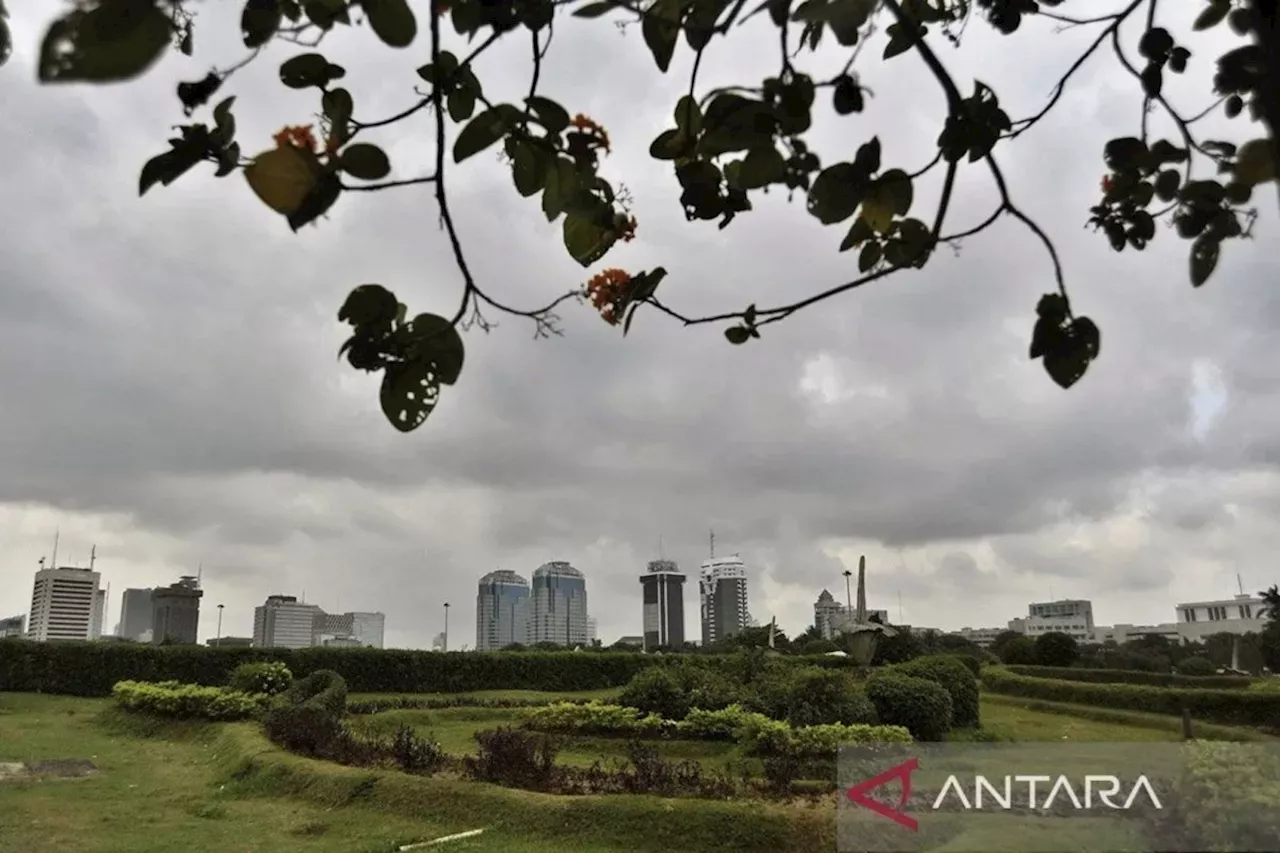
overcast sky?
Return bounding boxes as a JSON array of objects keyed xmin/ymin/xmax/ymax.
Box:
[{"xmin": 2, "ymin": 4, "xmax": 1276, "ymax": 649}]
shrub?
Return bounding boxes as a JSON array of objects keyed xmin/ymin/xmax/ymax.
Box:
[
  {"xmin": 262, "ymin": 669, "xmax": 349, "ymax": 756},
  {"xmin": 945, "ymin": 652, "xmax": 983, "ymax": 677},
  {"xmin": 1168, "ymin": 741, "xmax": 1280, "ymax": 850},
  {"xmin": 228, "ymin": 661, "xmax": 293, "ymax": 695},
  {"xmin": 981, "ymin": 667, "xmax": 1280, "ymax": 727},
  {"xmin": 1034, "ymin": 632, "xmax": 1080, "ymax": 667},
  {"xmin": 1000, "ymin": 636, "xmax": 1038, "ymax": 665},
  {"xmin": 747, "ymin": 665, "xmax": 878, "ymax": 727},
  {"xmin": 525, "ymin": 700, "xmax": 674, "ymax": 737},
  {"xmin": 892, "ymin": 654, "xmax": 981, "ymax": 728},
  {"xmin": 284, "ymin": 669, "xmax": 349, "ymax": 715},
  {"xmin": 112, "ymin": 679, "xmax": 268, "ymax": 721},
  {"xmin": 464, "ymin": 727, "xmax": 560, "ymax": 789},
  {"xmin": 678, "ymin": 704, "xmax": 756, "ymax": 740},
  {"xmin": 1177, "ymin": 656, "xmax": 1219, "ymax": 677},
  {"xmin": 865, "ymin": 672, "xmax": 953, "ymax": 741},
  {"xmin": 617, "ymin": 667, "xmax": 693, "ymax": 720},
  {"xmin": 390, "ymin": 724, "xmax": 445, "ymax": 774},
  {"xmin": 1006, "ymin": 664, "xmax": 1253, "ymax": 690}
]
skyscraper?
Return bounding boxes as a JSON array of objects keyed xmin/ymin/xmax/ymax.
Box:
[
  {"xmin": 27, "ymin": 566, "xmax": 101, "ymax": 642},
  {"xmin": 475, "ymin": 570, "xmax": 530, "ymax": 651},
  {"xmin": 699, "ymin": 555, "xmax": 749, "ymax": 646},
  {"xmin": 530, "ymin": 562, "xmax": 588, "ymax": 646},
  {"xmin": 119, "ymin": 588, "xmax": 154, "ymax": 641},
  {"xmin": 314, "ymin": 611, "xmax": 386, "ymax": 648},
  {"xmin": 640, "ymin": 559, "xmax": 685, "ymax": 649},
  {"xmin": 151, "ymin": 576, "xmax": 203, "ymax": 644},
  {"xmin": 252, "ymin": 595, "xmax": 322, "ymax": 648}
]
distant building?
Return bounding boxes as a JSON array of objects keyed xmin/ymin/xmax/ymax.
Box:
[
  {"xmin": 207, "ymin": 636, "xmax": 252, "ymax": 647},
  {"xmin": 432, "ymin": 631, "xmax": 447, "ymax": 651},
  {"xmin": 954, "ymin": 626, "xmax": 1007, "ymax": 648},
  {"xmin": 1175, "ymin": 594, "xmax": 1270, "ymax": 642},
  {"xmin": 118, "ymin": 588, "xmax": 154, "ymax": 641},
  {"xmin": 151, "ymin": 576, "xmax": 203, "ymax": 644},
  {"xmin": 699, "ymin": 556, "xmax": 749, "ymax": 646},
  {"xmin": 475, "ymin": 570, "xmax": 531, "ymax": 651},
  {"xmin": 814, "ymin": 589, "xmax": 888, "ymax": 639},
  {"xmin": 314, "ymin": 611, "xmax": 385, "ymax": 648},
  {"xmin": 323, "ymin": 636, "xmax": 363, "ymax": 648},
  {"xmin": 28, "ymin": 566, "xmax": 102, "ymax": 642},
  {"xmin": 1092, "ymin": 623, "xmax": 1181, "ymax": 645},
  {"xmin": 641, "ymin": 559, "xmax": 685, "ymax": 649},
  {"xmin": 91, "ymin": 588, "xmax": 106, "ymax": 640},
  {"xmin": 1020, "ymin": 599, "xmax": 1095, "ymax": 642},
  {"xmin": 0, "ymin": 614, "xmax": 25, "ymax": 638},
  {"xmin": 587, "ymin": 616, "xmax": 598, "ymax": 646},
  {"xmin": 614, "ymin": 635, "xmax": 644, "ymax": 648},
  {"xmin": 252, "ymin": 595, "xmax": 322, "ymax": 649},
  {"xmin": 530, "ymin": 562, "xmax": 589, "ymax": 646}
]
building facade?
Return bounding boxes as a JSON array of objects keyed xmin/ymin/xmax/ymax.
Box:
[
  {"xmin": 1174, "ymin": 594, "xmax": 1270, "ymax": 642},
  {"xmin": 640, "ymin": 559, "xmax": 685, "ymax": 649},
  {"xmin": 151, "ymin": 576, "xmax": 203, "ymax": 644},
  {"xmin": 118, "ymin": 588, "xmax": 154, "ymax": 641},
  {"xmin": 699, "ymin": 556, "xmax": 749, "ymax": 646},
  {"xmin": 475, "ymin": 570, "xmax": 531, "ymax": 651},
  {"xmin": 27, "ymin": 566, "xmax": 102, "ymax": 642},
  {"xmin": 252, "ymin": 595, "xmax": 322, "ymax": 648},
  {"xmin": 814, "ymin": 589, "xmax": 889, "ymax": 639},
  {"xmin": 0, "ymin": 614, "xmax": 25, "ymax": 638},
  {"xmin": 530, "ymin": 562, "xmax": 589, "ymax": 646},
  {"xmin": 1020, "ymin": 599, "xmax": 1095, "ymax": 641},
  {"xmin": 314, "ymin": 611, "xmax": 385, "ymax": 648}
]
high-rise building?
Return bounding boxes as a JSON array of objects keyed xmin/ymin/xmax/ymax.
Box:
[
  {"xmin": 119, "ymin": 588, "xmax": 154, "ymax": 641},
  {"xmin": 0, "ymin": 614, "xmax": 25, "ymax": 638},
  {"xmin": 27, "ymin": 566, "xmax": 102, "ymax": 642},
  {"xmin": 640, "ymin": 559, "xmax": 685, "ymax": 649},
  {"xmin": 475, "ymin": 570, "xmax": 530, "ymax": 651},
  {"xmin": 814, "ymin": 589, "xmax": 888, "ymax": 639},
  {"xmin": 252, "ymin": 595, "xmax": 322, "ymax": 648},
  {"xmin": 314, "ymin": 611, "xmax": 385, "ymax": 648},
  {"xmin": 91, "ymin": 588, "xmax": 106, "ymax": 640},
  {"xmin": 151, "ymin": 576, "xmax": 203, "ymax": 644},
  {"xmin": 530, "ymin": 562, "xmax": 588, "ymax": 646},
  {"xmin": 699, "ymin": 556, "xmax": 749, "ymax": 646}
]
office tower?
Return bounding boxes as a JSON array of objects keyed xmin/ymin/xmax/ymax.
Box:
[
  {"xmin": 699, "ymin": 555, "xmax": 749, "ymax": 646},
  {"xmin": 91, "ymin": 588, "xmax": 106, "ymax": 639},
  {"xmin": 27, "ymin": 566, "xmax": 102, "ymax": 642},
  {"xmin": 530, "ymin": 562, "xmax": 588, "ymax": 646},
  {"xmin": 0, "ymin": 614, "xmax": 26, "ymax": 638},
  {"xmin": 640, "ymin": 559, "xmax": 686, "ymax": 649},
  {"xmin": 151, "ymin": 576, "xmax": 203, "ymax": 644},
  {"xmin": 314, "ymin": 611, "xmax": 386, "ymax": 648},
  {"xmin": 119, "ymin": 588, "xmax": 154, "ymax": 641},
  {"xmin": 475, "ymin": 570, "xmax": 531, "ymax": 651},
  {"xmin": 252, "ymin": 595, "xmax": 323, "ymax": 648}
]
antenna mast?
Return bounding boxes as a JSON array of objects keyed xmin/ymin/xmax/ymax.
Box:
[
  {"xmin": 1238, "ymin": 573, "xmax": 1245, "ymax": 596},
  {"xmin": 89, "ymin": 545, "xmax": 97, "ymax": 571},
  {"xmin": 709, "ymin": 529, "xmax": 715, "ymax": 559},
  {"xmin": 51, "ymin": 529, "xmax": 60, "ymax": 569}
]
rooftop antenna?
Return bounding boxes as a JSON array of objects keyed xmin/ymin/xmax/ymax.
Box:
[
  {"xmin": 1238, "ymin": 572, "xmax": 1245, "ymax": 596},
  {"xmin": 709, "ymin": 529, "xmax": 715, "ymax": 559},
  {"xmin": 197, "ymin": 562, "xmax": 203, "ymax": 588},
  {"xmin": 51, "ymin": 529, "xmax": 60, "ymax": 569},
  {"xmin": 89, "ymin": 545, "xmax": 97, "ymax": 571}
]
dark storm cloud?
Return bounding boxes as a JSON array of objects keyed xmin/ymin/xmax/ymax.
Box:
[{"xmin": 2, "ymin": 6, "xmax": 1278, "ymax": 643}]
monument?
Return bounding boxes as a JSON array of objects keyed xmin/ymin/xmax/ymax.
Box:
[{"xmin": 838, "ymin": 555, "xmax": 896, "ymax": 666}]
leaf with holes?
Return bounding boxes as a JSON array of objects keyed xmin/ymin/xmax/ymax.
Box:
[
  {"xmin": 279, "ymin": 52, "xmax": 334, "ymax": 88},
  {"xmin": 380, "ymin": 362, "xmax": 440, "ymax": 433},
  {"xmin": 1041, "ymin": 316, "xmax": 1101, "ymax": 390},
  {"xmin": 1189, "ymin": 234, "xmax": 1220, "ymax": 287},
  {"xmin": 404, "ymin": 313, "xmax": 464, "ymax": 385}
]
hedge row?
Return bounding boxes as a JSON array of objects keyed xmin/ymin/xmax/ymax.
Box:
[
  {"xmin": 111, "ymin": 680, "xmax": 268, "ymax": 720},
  {"xmin": 982, "ymin": 667, "xmax": 1280, "ymax": 728},
  {"xmin": 0, "ymin": 639, "xmax": 862, "ymax": 697},
  {"xmin": 1005, "ymin": 664, "xmax": 1254, "ymax": 690}
]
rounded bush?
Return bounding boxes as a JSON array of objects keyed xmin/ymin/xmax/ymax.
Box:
[
  {"xmin": 1177, "ymin": 656, "xmax": 1218, "ymax": 677},
  {"xmin": 1033, "ymin": 631, "xmax": 1080, "ymax": 667},
  {"xmin": 228, "ymin": 661, "xmax": 293, "ymax": 696},
  {"xmin": 865, "ymin": 672, "xmax": 953, "ymax": 741},
  {"xmin": 618, "ymin": 667, "xmax": 692, "ymax": 720},
  {"xmin": 893, "ymin": 654, "xmax": 981, "ymax": 728},
  {"xmin": 749, "ymin": 665, "xmax": 878, "ymax": 726}
]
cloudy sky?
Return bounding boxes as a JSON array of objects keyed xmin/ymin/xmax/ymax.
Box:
[{"xmin": 2, "ymin": 3, "xmax": 1276, "ymax": 649}]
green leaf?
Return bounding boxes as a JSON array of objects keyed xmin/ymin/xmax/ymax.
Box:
[
  {"xmin": 725, "ymin": 326, "xmax": 751, "ymax": 345},
  {"xmin": 573, "ymin": 0, "xmax": 622, "ymax": 17},
  {"xmin": 737, "ymin": 146, "xmax": 786, "ymax": 190},
  {"xmin": 806, "ymin": 163, "xmax": 865, "ymax": 225},
  {"xmin": 303, "ymin": 0, "xmax": 349, "ymax": 30},
  {"xmin": 241, "ymin": 0, "xmax": 282, "ymax": 48},
  {"xmin": 860, "ymin": 196, "xmax": 893, "ymax": 234},
  {"xmin": 674, "ymin": 95, "xmax": 702, "ymax": 135},
  {"xmin": 563, "ymin": 213, "xmax": 618, "ymax": 268},
  {"xmin": 833, "ymin": 76, "xmax": 863, "ymax": 115},
  {"xmin": 453, "ymin": 107, "xmax": 510, "ymax": 163},
  {"xmin": 853, "ymin": 137, "xmax": 880, "ymax": 174},
  {"xmin": 279, "ymin": 52, "xmax": 333, "ymax": 88},
  {"xmin": 525, "ymin": 96, "xmax": 570, "ymax": 133},
  {"xmin": 507, "ymin": 138, "xmax": 548, "ymax": 197},
  {"xmin": 362, "ymin": 0, "xmax": 417, "ymax": 48},
  {"xmin": 1189, "ymin": 235, "xmax": 1220, "ymax": 287},
  {"xmin": 1192, "ymin": 0, "xmax": 1229, "ymax": 30},
  {"xmin": 876, "ymin": 169, "xmax": 913, "ymax": 215},
  {"xmin": 39, "ymin": 0, "xmax": 174, "ymax": 84},
  {"xmin": 882, "ymin": 22, "xmax": 914, "ymax": 59},
  {"xmin": 287, "ymin": 173, "xmax": 342, "ymax": 231},
  {"xmin": 138, "ymin": 147, "xmax": 204, "ymax": 196},
  {"xmin": 1041, "ymin": 316, "xmax": 1101, "ymax": 390},
  {"xmin": 323, "ymin": 88, "xmax": 353, "ymax": 124},
  {"xmin": 338, "ymin": 283, "xmax": 398, "ymax": 326},
  {"xmin": 641, "ymin": 0, "xmax": 681, "ymax": 73},
  {"xmin": 212, "ymin": 96, "xmax": 237, "ymax": 146},
  {"xmin": 1140, "ymin": 62, "xmax": 1163, "ymax": 99},
  {"xmin": 380, "ymin": 361, "xmax": 440, "ymax": 433},
  {"xmin": 339, "ymin": 143, "xmax": 391, "ymax": 180},
  {"xmin": 541, "ymin": 158, "xmax": 579, "ymax": 221},
  {"xmin": 1103, "ymin": 137, "xmax": 1148, "ymax": 173},
  {"xmin": 448, "ymin": 88, "xmax": 477, "ymax": 122},
  {"xmin": 1154, "ymin": 169, "xmax": 1180, "ymax": 202},
  {"xmin": 649, "ymin": 129, "xmax": 685, "ymax": 160},
  {"xmin": 826, "ymin": 0, "xmax": 874, "ymax": 45},
  {"xmin": 838, "ymin": 217, "xmax": 873, "ymax": 251},
  {"xmin": 858, "ymin": 241, "xmax": 881, "ymax": 273},
  {"xmin": 699, "ymin": 94, "xmax": 777, "ymax": 158},
  {"xmin": 404, "ymin": 313, "xmax": 465, "ymax": 385},
  {"xmin": 1234, "ymin": 139, "xmax": 1276, "ymax": 186}
]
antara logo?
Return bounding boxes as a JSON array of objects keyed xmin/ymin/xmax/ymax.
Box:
[{"xmin": 846, "ymin": 758, "xmax": 1163, "ymax": 831}]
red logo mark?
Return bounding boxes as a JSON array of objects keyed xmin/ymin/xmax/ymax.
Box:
[{"xmin": 846, "ymin": 757, "xmax": 920, "ymax": 831}]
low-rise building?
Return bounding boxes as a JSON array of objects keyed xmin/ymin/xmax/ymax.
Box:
[{"xmin": 1174, "ymin": 594, "xmax": 1270, "ymax": 642}]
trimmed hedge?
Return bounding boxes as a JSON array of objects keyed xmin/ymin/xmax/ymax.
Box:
[
  {"xmin": 112, "ymin": 679, "xmax": 268, "ymax": 720},
  {"xmin": 0, "ymin": 639, "xmax": 864, "ymax": 697},
  {"xmin": 262, "ymin": 669, "xmax": 350, "ymax": 755},
  {"xmin": 865, "ymin": 672, "xmax": 953, "ymax": 741},
  {"xmin": 228, "ymin": 661, "xmax": 293, "ymax": 695},
  {"xmin": 1169, "ymin": 741, "xmax": 1280, "ymax": 849},
  {"xmin": 1005, "ymin": 664, "xmax": 1254, "ymax": 690},
  {"xmin": 982, "ymin": 667, "xmax": 1280, "ymax": 728},
  {"xmin": 891, "ymin": 654, "xmax": 980, "ymax": 728}
]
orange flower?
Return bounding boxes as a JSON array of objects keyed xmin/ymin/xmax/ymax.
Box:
[
  {"xmin": 433, "ymin": 0, "xmax": 449, "ymax": 15},
  {"xmin": 1101, "ymin": 174, "xmax": 1114, "ymax": 193},
  {"xmin": 617, "ymin": 215, "xmax": 638, "ymax": 243},
  {"xmin": 273, "ymin": 125, "xmax": 319, "ymax": 154},
  {"xmin": 585, "ymin": 267, "xmax": 632, "ymax": 326},
  {"xmin": 568, "ymin": 113, "xmax": 611, "ymax": 155}
]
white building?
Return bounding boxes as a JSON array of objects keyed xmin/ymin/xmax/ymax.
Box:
[
  {"xmin": 1018, "ymin": 599, "xmax": 1095, "ymax": 642},
  {"xmin": 530, "ymin": 562, "xmax": 589, "ymax": 646},
  {"xmin": 700, "ymin": 556, "xmax": 750, "ymax": 645},
  {"xmin": 954, "ymin": 626, "xmax": 1007, "ymax": 648},
  {"xmin": 1091, "ymin": 623, "xmax": 1182, "ymax": 644},
  {"xmin": 27, "ymin": 566, "xmax": 102, "ymax": 642},
  {"xmin": 0, "ymin": 614, "xmax": 26, "ymax": 638},
  {"xmin": 315, "ymin": 610, "xmax": 385, "ymax": 648},
  {"xmin": 252, "ymin": 595, "xmax": 323, "ymax": 648},
  {"xmin": 1174, "ymin": 594, "xmax": 1270, "ymax": 642}
]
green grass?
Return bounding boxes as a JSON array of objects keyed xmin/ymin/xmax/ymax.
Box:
[
  {"xmin": 981, "ymin": 693, "xmax": 1278, "ymax": 741},
  {"xmin": 348, "ymin": 688, "xmax": 624, "ymax": 704}
]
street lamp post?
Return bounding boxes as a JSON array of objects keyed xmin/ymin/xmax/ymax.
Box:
[
  {"xmin": 843, "ymin": 570, "xmax": 853, "ymax": 611},
  {"xmin": 216, "ymin": 604, "xmax": 224, "ymax": 645},
  {"xmin": 443, "ymin": 602, "xmax": 450, "ymax": 653}
]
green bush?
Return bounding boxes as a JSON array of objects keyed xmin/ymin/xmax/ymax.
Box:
[
  {"xmin": 262, "ymin": 669, "xmax": 349, "ymax": 755},
  {"xmin": 944, "ymin": 653, "xmax": 983, "ymax": 677},
  {"xmin": 112, "ymin": 679, "xmax": 267, "ymax": 720},
  {"xmin": 865, "ymin": 672, "xmax": 953, "ymax": 741},
  {"xmin": 617, "ymin": 667, "xmax": 694, "ymax": 720},
  {"xmin": 747, "ymin": 665, "xmax": 878, "ymax": 727},
  {"xmin": 892, "ymin": 654, "xmax": 980, "ymax": 728},
  {"xmin": 1033, "ymin": 632, "xmax": 1079, "ymax": 667},
  {"xmin": 525, "ymin": 701, "xmax": 675, "ymax": 737},
  {"xmin": 1176, "ymin": 656, "xmax": 1219, "ymax": 677},
  {"xmin": 228, "ymin": 661, "xmax": 293, "ymax": 695},
  {"xmin": 1171, "ymin": 741, "xmax": 1280, "ymax": 850},
  {"xmin": 999, "ymin": 636, "xmax": 1037, "ymax": 665},
  {"xmin": 982, "ymin": 667, "xmax": 1280, "ymax": 727},
  {"xmin": 1005, "ymin": 664, "xmax": 1253, "ymax": 690}
]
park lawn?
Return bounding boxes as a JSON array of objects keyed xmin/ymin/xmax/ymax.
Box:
[
  {"xmin": 0, "ymin": 693, "xmax": 634, "ymax": 853},
  {"xmin": 981, "ymin": 692, "xmax": 1278, "ymax": 741},
  {"xmin": 977, "ymin": 696, "xmax": 1181, "ymax": 742},
  {"xmin": 348, "ymin": 687, "xmax": 624, "ymax": 704}
]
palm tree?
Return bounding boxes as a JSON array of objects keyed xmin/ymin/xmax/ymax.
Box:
[{"xmin": 1259, "ymin": 585, "xmax": 1280, "ymax": 623}]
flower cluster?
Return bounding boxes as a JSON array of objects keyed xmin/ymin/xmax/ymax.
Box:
[
  {"xmin": 585, "ymin": 267, "xmax": 632, "ymax": 326},
  {"xmin": 273, "ymin": 124, "xmax": 319, "ymax": 153},
  {"xmin": 616, "ymin": 214, "xmax": 638, "ymax": 243},
  {"xmin": 569, "ymin": 113, "xmax": 611, "ymax": 154},
  {"xmin": 1101, "ymin": 174, "xmax": 1115, "ymax": 194}
]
